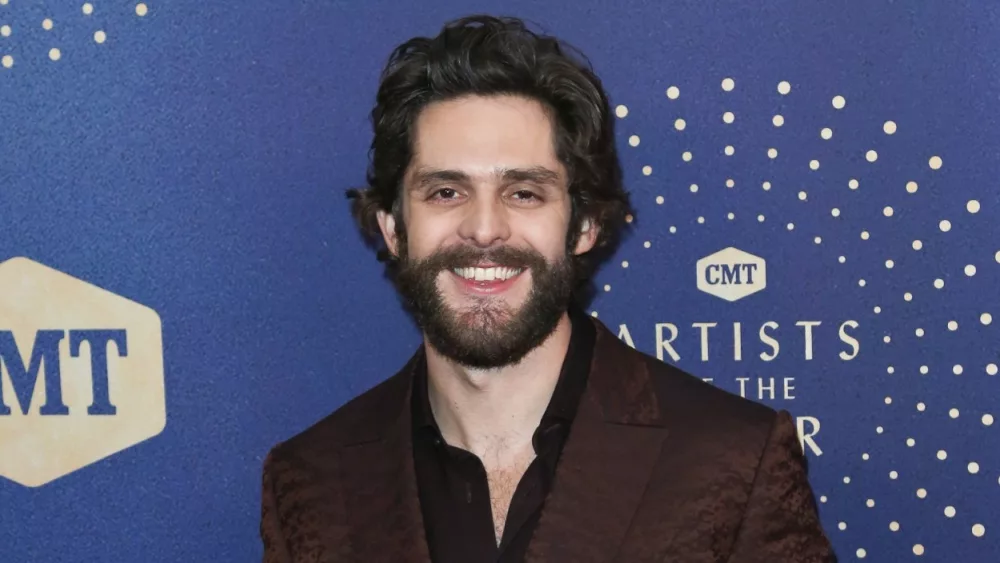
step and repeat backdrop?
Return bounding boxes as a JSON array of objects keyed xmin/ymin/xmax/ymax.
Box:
[{"xmin": 1, "ymin": 0, "xmax": 998, "ymax": 561}]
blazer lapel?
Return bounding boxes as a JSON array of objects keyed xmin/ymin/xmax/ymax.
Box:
[
  {"xmin": 339, "ymin": 349, "xmax": 432, "ymax": 563},
  {"xmin": 526, "ymin": 319, "xmax": 669, "ymax": 563}
]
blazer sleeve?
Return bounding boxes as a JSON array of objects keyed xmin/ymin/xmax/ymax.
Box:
[
  {"xmin": 727, "ymin": 410, "xmax": 838, "ymax": 563},
  {"xmin": 261, "ymin": 447, "xmax": 293, "ymax": 563}
]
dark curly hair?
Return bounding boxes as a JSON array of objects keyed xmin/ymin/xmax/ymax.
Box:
[{"xmin": 347, "ymin": 14, "xmax": 633, "ymax": 305}]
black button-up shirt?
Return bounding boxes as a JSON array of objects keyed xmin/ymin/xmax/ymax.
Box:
[{"xmin": 411, "ymin": 307, "xmax": 596, "ymax": 563}]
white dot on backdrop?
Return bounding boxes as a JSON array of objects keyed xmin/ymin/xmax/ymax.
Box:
[
  {"xmin": 983, "ymin": 414, "xmax": 994, "ymax": 426},
  {"xmin": 136, "ymin": 3, "xmax": 149, "ymax": 17},
  {"xmin": 724, "ymin": 179, "xmax": 735, "ymax": 188},
  {"xmin": 83, "ymin": 3, "xmax": 94, "ymax": 15},
  {"xmin": 929, "ymin": 155, "xmax": 943, "ymax": 170},
  {"xmin": 1, "ymin": 55, "xmax": 12, "ymax": 68},
  {"xmin": 762, "ymin": 181, "xmax": 772, "ymax": 191},
  {"xmin": 669, "ymin": 226, "xmax": 677, "ymax": 234},
  {"xmin": 832, "ymin": 95, "xmax": 846, "ymax": 109},
  {"xmin": 907, "ymin": 438, "xmax": 916, "ymax": 447},
  {"xmin": 965, "ymin": 264, "xmax": 977, "ymax": 276},
  {"xmin": 840, "ymin": 256, "xmax": 847, "ymax": 264},
  {"xmin": 950, "ymin": 408, "xmax": 960, "ymax": 418},
  {"xmin": 953, "ymin": 364, "xmax": 963, "ymax": 375},
  {"xmin": 722, "ymin": 77, "xmax": 735, "ymax": 91},
  {"xmin": 863, "ymin": 452, "xmax": 871, "ymax": 459},
  {"xmin": 948, "ymin": 320, "xmax": 958, "ymax": 331},
  {"xmin": 973, "ymin": 524, "xmax": 986, "ymax": 538},
  {"xmin": 937, "ymin": 450, "xmax": 947, "ymax": 460},
  {"xmin": 799, "ymin": 191, "xmax": 808, "ymax": 201},
  {"xmin": 995, "ymin": 250, "xmax": 1000, "ymax": 263},
  {"xmin": 913, "ymin": 240, "xmax": 923, "ymax": 250},
  {"xmin": 815, "ymin": 236, "xmax": 822, "ymax": 244},
  {"xmin": 603, "ymin": 284, "xmax": 611, "ymax": 292},
  {"xmin": 615, "ymin": 105, "xmax": 629, "ymax": 118},
  {"xmin": 920, "ymin": 365, "xmax": 929, "ymax": 374},
  {"xmin": 934, "ymin": 278, "xmax": 944, "ymax": 289},
  {"xmin": 884, "ymin": 396, "xmax": 892, "ymax": 404},
  {"xmin": 758, "ymin": 214, "xmax": 765, "ymax": 223},
  {"xmin": 890, "ymin": 522, "xmax": 900, "ymax": 532},
  {"xmin": 821, "ymin": 495, "xmax": 828, "ymax": 503},
  {"xmin": 655, "ymin": 195, "xmax": 664, "ymax": 205},
  {"xmin": 884, "ymin": 206, "xmax": 894, "ymax": 217},
  {"xmin": 821, "ymin": 128, "xmax": 833, "ymax": 140},
  {"xmin": 886, "ymin": 260, "xmax": 895, "ymax": 269},
  {"xmin": 1, "ymin": 24, "xmax": 10, "ymax": 37},
  {"xmin": 810, "ymin": 160, "xmax": 820, "ymax": 170},
  {"xmin": 969, "ymin": 462, "xmax": 980, "ymax": 474},
  {"xmin": 856, "ymin": 548, "xmax": 866, "ymax": 558},
  {"xmin": 844, "ymin": 476, "xmax": 852, "ymax": 484},
  {"xmin": 591, "ymin": 311, "xmax": 599, "ymax": 318},
  {"xmin": 621, "ymin": 261, "xmax": 629, "ymax": 269},
  {"xmin": 642, "ymin": 165, "xmax": 652, "ymax": 176},
  {"xmin": 690, "ymin": 183, "xmax": 699, "ymax": 193},
  {"xmin": 907, "ymin": 181, "xmax": 919, "ymax": 193},
  {"xmin": 674, "ymin": 118, "xmax": 686, "ymax": 131},
  {"xmin": 889, "ymin": 470, "xmax": 898, "ymax": 479},
  {"xmin": 980, "ymin": 313, "xmax": 991, "ymax": 328},
  {"xmin": 917, "ymin": 402, "xmax": 925, "ymax": 411},
  {"xmin": 945, "ymin": 506, "xmax": 956, "ymax": 518},
  {"xmin": 988, "ymin": 363, "xmax": 998, "ymax": 375},
  {"xmin": 682, "ymin": 151, "xmax": 692, "ymax": 161},
  {"xmin": 838, "ymin": 522, "xmax": 847, "ymax": 531},
  {"xmin": 48, "ymin": 48, "xmax": 61, "ymax": 61},
  {"xmin": 967, "ymin": 200, "xmax": 981, "ymax": 213},
  {"xmin": 904, "ymin": 292, "xmax": 913, "ymax": 301},
  {"xmin": 768, "ymin": 148, "xmax": 778, "ymax": 159},
  {"xmin": 940, "ymin": 220, "xmax": 952, "ymax": 232},
  {"xmin": 916, "ymin": 487, "xmax": 926, "ymax": 498},
  {"xmin": 849, "ymin": 178, "xmax": 859, "ymax": 189},
  {"xmin": 94, "ymin": 30, "xmax": 106, "ymax": 43},
  {"xmin": 643, "ymin": 241, "xmax": 651, "ymax": 248},
  {"xmin": 725, "ymin": 145, "xmax": 735, "ymax": 156},
  {"xmin": 866, "ymin": 499, "xmax": 875, "ymax": 508},
  {"xmin": 42, "ymin": 18, "xmax": 53, "ymax": 31},
  {"xmin": 778, "ymin": 81, "xmax": 791, "ymax": 94},
  {"xmin": 884, "ymin": 121, "xmax": 898, "ymax": 134},
  {"xmin": 831, "ymin": 208, "xmax": 842, "ymax": 218},
  {"xmin": 773, "ymin": 115, "xmax": 784, "ymax": 127},
  {"xmin": 861, "ymin": 231, "xmax": 870, "ymax": 240},
  {"xmin": 697, "ymin": 216, "xmax": 705, "ymax": 224},
  {"xmin": 723, "ymin": 111, "xmax": 735, "ymax": 124},
  {"xmin": 877, "ymin": 426, "xmax": 884, "ymax": 434},
  {"xmin": 913, "ymin": 544, "xmax": 924, "ymax": 556},
  {"xmin": 860, "ymin": 279, "xmax": 868, "ymax": 287},
  {"xmin": 629, "ymin": 135, "xmax": 640, "ymax": 147},
  {"xmin": 787, "ymin": 223, "xmax": 795, "ymax": 231},
  {"xmin": 874, "ymin": 305, "xmax": 882, "ymax": 313},
  {"xmin": 666, "ymin": 86, "xmax": 680, "ymax": 99},
  {"xmin": 866, "ymin": 150, "xmax": 878, "ymax": 162},
  {"xmin": 727, "ymin": 212, "xmax": 735, "ymax": 220}
]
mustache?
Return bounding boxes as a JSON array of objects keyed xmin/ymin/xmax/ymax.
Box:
[{"xmin": 406, "ymin": 245, "xmax": 548, "ymax": 271}]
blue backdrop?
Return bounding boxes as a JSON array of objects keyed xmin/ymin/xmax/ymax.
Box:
[{"xmin": 2, "ymin": 0, "xmax": 998, "ymax": 561}]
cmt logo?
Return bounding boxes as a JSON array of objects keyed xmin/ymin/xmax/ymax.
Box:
[
  {"xmin": 0, "ymin": 257, "xmax": 165, "ymax": 487},
  {"xmin": 696, "ymin": 247, "xmax": 767, "ymax": 302}
]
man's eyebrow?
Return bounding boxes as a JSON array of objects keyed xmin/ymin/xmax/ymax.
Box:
[{"xmin": 408, "ymin": 166, "xmax": 564, "ymax": 192}]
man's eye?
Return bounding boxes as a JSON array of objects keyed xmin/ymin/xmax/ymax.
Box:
[
  {"xmin": 512, "ymin": 190, "xmax": 539, "ymax": 201},
  {"xmin": 431, "ymin": 188, "xmax": 459, "ymax": 200}
]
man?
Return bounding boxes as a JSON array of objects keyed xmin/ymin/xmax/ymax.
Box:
[{"xmin": 260, "ymin": 14, "xmax": 837, "ymax": 563}]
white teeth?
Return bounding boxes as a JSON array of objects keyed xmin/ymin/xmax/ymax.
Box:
[{"xmin": 452, "ymin": 267, "xmax": 523, "ymax": 281}]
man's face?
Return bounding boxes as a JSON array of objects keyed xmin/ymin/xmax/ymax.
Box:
[{"xmin": 377, "ymin": 95, "xmax": 597, "ymax": 369}]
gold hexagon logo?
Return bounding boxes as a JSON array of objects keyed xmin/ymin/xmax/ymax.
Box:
[
  {"xmin": 0, "ymin": 257, "xmax": 165, "ymax": 487},
  {"xmin": 696, "ymin": 247, "xmax": 767, "ymax": 302}
]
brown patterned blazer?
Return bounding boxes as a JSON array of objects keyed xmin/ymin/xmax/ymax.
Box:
[{"xmin": 260, "ymin": 317, "xmax": 838, "ymax": 562}]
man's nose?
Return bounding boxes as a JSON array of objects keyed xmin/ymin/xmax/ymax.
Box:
[{"xmin": 457, "ymin": 195, "xmax": 512, "ymax": 247}]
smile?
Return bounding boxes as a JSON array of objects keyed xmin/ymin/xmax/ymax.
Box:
[{"xmin": 450, "ymin": 266, "xmax": 523, "ymax": 281}]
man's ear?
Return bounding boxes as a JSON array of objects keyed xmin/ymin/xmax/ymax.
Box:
[
  {"xmin": 376, "ymin": 209, "xmax": 400, "ymax": 258},
  {"xmin": 573, "ymin": 217, "xmax": 599, "ymax": 255}
]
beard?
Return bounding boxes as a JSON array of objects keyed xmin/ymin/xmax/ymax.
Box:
[{"xmin": 393, "ymin": 241, "xmax": 577, "ymax": 369}]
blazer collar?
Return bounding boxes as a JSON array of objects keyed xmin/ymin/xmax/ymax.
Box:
[{"xmin": 339, "ymin": 315, "xmax": 668, "ymax": 562}]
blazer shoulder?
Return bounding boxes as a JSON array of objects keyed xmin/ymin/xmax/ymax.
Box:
[{"xmin": 269, "ymin": 357, "xmax": 416, "ymax": 462}]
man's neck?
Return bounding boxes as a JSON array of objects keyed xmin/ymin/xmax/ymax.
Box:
[{"xmin": 423, "ymin": 312, "xmax": 573, "ymax": 464}]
